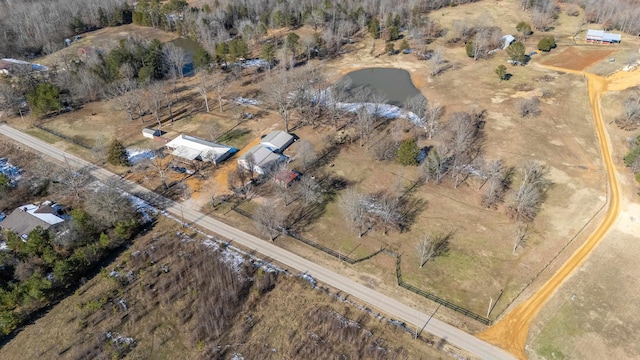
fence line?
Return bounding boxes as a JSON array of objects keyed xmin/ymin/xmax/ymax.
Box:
[
  {"xmin": 233, "ymin": 203, "xmax": 491, "ymax": 325},
  {"xmin": 35, "ymin": 124, "xmax": 92, "ymax": 150},
  {"xmin": 232, "ymin": 205, "xmax": 385, "ymax": 265},
  {"xmin": 394, "ymin": 254, "xmax": 493, "ymax": 326}
]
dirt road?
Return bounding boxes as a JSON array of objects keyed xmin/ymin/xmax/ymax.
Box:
[
  {"xmin": 479, "ymin": 68, "xmax": 640, "ymax": 359},
  {"xmin": 0, "ymin": 124, "xmax": 515, "ymax": 360}
]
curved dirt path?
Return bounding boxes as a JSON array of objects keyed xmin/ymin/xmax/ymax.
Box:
[{"xmin": 479, "ymin": 68, "xmax": 640, "ymax": 358}]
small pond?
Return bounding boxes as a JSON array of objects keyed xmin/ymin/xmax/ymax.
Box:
[{"xmin": 341, "ymin": 68, "xmax": 423, "ymax": 107}]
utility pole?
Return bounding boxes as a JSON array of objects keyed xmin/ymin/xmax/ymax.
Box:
[{"xmin": 487, "ymin": 297, "xmax": 493, "ymax": 318}]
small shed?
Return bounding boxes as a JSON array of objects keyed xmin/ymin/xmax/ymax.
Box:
[
  {"xmin": 501, "ymin": 35, "xmax": 516, "ymax": 49},
  {"xmin": 260, "ymin": 130, "xmax": 296, "ymax": 153},
  {"xmin": 274, "ymin": 169, "xmax": 300, "ymax": 188},
  {"xmin": 142, "ymin": 128, "xmax": 162, "ymax": 139}
]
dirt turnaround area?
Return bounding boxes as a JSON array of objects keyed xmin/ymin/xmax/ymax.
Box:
[{"xmin": 540, "ymin": 46, "xmax": 618, "ymax": 72}]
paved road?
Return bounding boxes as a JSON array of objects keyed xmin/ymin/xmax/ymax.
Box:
[{"xmin": 0, "ymin": 124, "xmax": 515, "ymax": 360}]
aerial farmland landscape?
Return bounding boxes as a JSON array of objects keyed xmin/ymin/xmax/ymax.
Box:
[{"xmin": 1, "ymin": 0, "xmax": 640, "ymax": 359}]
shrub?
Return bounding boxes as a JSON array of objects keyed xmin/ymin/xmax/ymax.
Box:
[
  {"xmin": 624, "ymin": 146, "xmax": 640, "ymax": 167},
  {"xmin": 518, "ymin": 98, "xmax": 541, "ymax": 117},
  {"xmin": 495, "ymin": 65, "xmax": 508, "ymax": 81},
  {"xmin": 516, "ymin": 21, "xmax": 533, "ymax": 36},
  {"xmin": 538, "ymin": 37, "xmax": 556, "ymax": 52}
]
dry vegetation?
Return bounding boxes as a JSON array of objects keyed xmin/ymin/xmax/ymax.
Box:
[{"xmin": 0, "ymin": 217, "xmax": 452, "ymax": 360}]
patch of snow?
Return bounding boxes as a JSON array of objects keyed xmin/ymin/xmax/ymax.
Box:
[
  {"xmin": 0, "ymin": 158, "xmax": 21, "ymax": 182},
  {"xmin": 105, "ymin": 332, "xmax": 136, "ymax": 347},
  {"xmin": 231, "ymin": 353, "xmax": 245, "ymax": 360},
  {"xmin": 234, "ymin": 97, "xmax": 260, "ymax": 105},
  {"xmin": 237, "ymin": 58, "xmax": 270, "ymax": 68},
  {"xmin": 301, "ymin": 273, "xmax": 317, "ymax": 287},
  {"xmin": 0, "ymin": 241, "xmax": 8, "ymax": 251},
  {"xmin": 127, "ymin": 148, "xmax": 156, "ymax": 165},
  {"xmin": 316, "ymin": 88, "xmax": 422, "ymax": 125}
]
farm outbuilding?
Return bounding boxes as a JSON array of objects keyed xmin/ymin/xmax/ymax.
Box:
[
  {"xmin": 586, "ymin": 29, "xmax": 621, "ymax": 44},
  {"xmin": 142, "ymin": 128, "xmax": 162, "ymax": 138},
  {"xmin": 260, "ymin": 130, "xmax": 296, "ymax": 153},
  {"xmin": 274, "ymin": 169, "xmax": 300, "ymax": 188},
  {"xmin": 165, "ymin": 134, "xmax": 236, "ymax": 164},
  {"xmin": 501, "ymin": 35, "xmax": 516, "ymax": 49}
]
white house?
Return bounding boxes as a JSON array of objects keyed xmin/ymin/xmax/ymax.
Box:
[
  {"xmin": 260, "ymin": 130, "xmax": 296, "ymax": 153},
  {"xmin": 238, "ymin": 144, "xmax": 288, "ymax": 175},
  {"xmin": 165, "ymin": 134, "xmax": 235, "ymax": 164},
  {"xmin": 0, "ymin": 201, "xmax": 65, "ymax": 239}
]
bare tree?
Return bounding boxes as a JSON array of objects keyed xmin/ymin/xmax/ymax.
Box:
[
  {"xmin": 57, "ymin": 156, "xmax": 91, "ymax": 203},
  {"xmin": 150, "ymin": 155, "xmax": 173, "ymax": 190},
  {"xmin": 253, "ymin": 199, "xmax": 286, "ymax": 241},
  {"xmin": 145, "ymin": 82, "xmax": 165, "ymax": 128},
  {"xmin": 195, "ymin": 69, "xmax": 212, "ymax": 113},
  {"xmin": 339, "ymin": 187, "xmax": 371, "ymax": 238},
  {"xmin": 163, "ymin": 43, "xmax": 187, "ymax": 79},
  {"xmin": 428, "ymin": 46, "xmax": 446, "ymax": 76},
  {"xmin": 405, "ymin": 94, "xmax": 427, "ymax": 122},
  {"xmin": 295, "ymin": 175, "xmax": 322, "ymax": 205},
  {"xmin": 513, "ymin": 222, "xmax": 528, "ymax": 253},
  {"xmin": 355, "ymin": 105, "xmax": 375, "ymax": 146},
  {"xmin": 110, "ymin": 78, "xmax": 141, "ymax": 122},
  {"xmin": 295, "ymin": 140, "xmax": 317, "ymax": 171},
  {"xmin": 419, "ymin": 145, "xmax": 450, "ymax": 183},
  {"xmin": 326, "ymin": 77, "xmax": 352, "ymax": 129},
  {"xmin": 416, "ymin": 231, "xmax": 450, "ymax": 267},
  {"xmin": 507, "ymin": 161, "xmax": 551, "ymax": 223},
  {"xmin": 212, "ymin": 71, "xmax": 230, "ymax": 112},
  {"xmin": 264, "ymin": 70, "xmax": 295, "ymax": 132},
  {"xmin": 480, "ymin": 159, "xmax": 512, "ymax": 208},
  {"xmin": 84, "ymin": 185, "xmax": 136, "ymax": 228},
  {"xmin": 375, "ymin": 192, "xmax": 404, "ymax": 235},
  {"xmin": 416, "ymin": 231, "xmax": 436, "ymax": 268},
  {"xmin": 424, "ymin": 103, "xmax": 444, "ymax": 139},
  {"xmin": 623, "ymin": 87, "xmax": 640, "ymax": 123}
]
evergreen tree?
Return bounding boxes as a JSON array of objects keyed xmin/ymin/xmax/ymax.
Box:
[
  {"xmin": 397, "ymin": 138, "xmax": 420, "ymax": 166},
  {"xmin": 107, "ymin": 138, "xmax": 130, "ymax": 167},
  {"xmin": 496, "ymin": 65, "xmax": 508, "ymax": 81},
  {"xmin": 26, "ymin": 82, "xmax": 62, "ymax": 118}
]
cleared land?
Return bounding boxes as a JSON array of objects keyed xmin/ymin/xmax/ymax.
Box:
[{"xmin": 540, "ymin": 47, "xmax": 618, "ymax": 72}]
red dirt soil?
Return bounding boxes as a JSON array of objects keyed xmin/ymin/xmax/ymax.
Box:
[{"xmin": 540, "ymin": 46, "xmax": 618, "ymax": 72}]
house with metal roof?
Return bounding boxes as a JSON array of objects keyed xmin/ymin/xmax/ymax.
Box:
[
  {"xmin": 260, "ymin": 130, "xmax": 296, "ymax": 153},
  {"xmin": 165, "ymin": 134, "xmax": 236, "ymax": 164},
  {"xmin": 238, "ymin": 144, "xmax": 288, "ymax": 175},
  {"xmin": 0, "ymin": 202, "xmax": 65, "ymax": 239},
  {"xmin": 586, "ymin": 29, "xmax": 621, "ymax": 44}
]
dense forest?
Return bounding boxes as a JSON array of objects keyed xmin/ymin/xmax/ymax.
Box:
[{"xmin": 2, "ymin": 0, "xmax": 638, "ymax": 60}]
